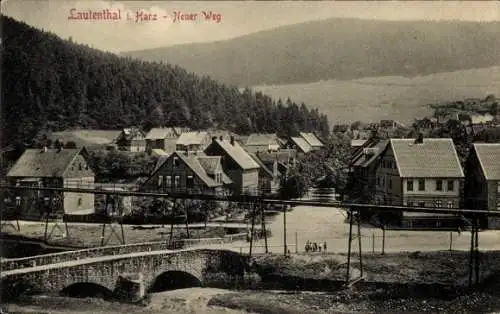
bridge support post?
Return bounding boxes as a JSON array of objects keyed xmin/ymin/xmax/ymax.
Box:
[
  {"xmin": 283, "ymin": 203, "xmax": 287, "ymax": 256},
  {"xmin": 169, "ymin": 198, "xmax": 176, "ymax": 247},
  {"xmin": 249, "ymin": 202, "xmax": 257, "ymax": 257},
  {"xmin": 101, "ymin": 194, "xmax": 125, "ymax": 246},
  {"xmin": 44, "ymin": 192, "xmax": 67, "ymax": 243},
  {"xmin": 345, "ymin": 208, "xmax": 364, "ymax": 286},
  {"xmin": 468, "ymin": 215, "xmax": 481, "ymax": 287},
  {"xmin": 182, "ymin": 199, "xmax": 190, "ymax": 239},
  {"xmin": 260, "ymin": 201, "xmax": 268, "ymax": 254}
]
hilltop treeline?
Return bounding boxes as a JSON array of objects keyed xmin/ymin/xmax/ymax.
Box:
[{"xmin": 1, "ymin": 16, "xmax": 329, "ymax": 149}]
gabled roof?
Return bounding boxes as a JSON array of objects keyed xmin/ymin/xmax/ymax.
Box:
[
  {"xmin": 300, "ymin": 132, "xmax": 324, "ymax": 147},
  {"xmin": 197, "ymin": 156, "xmax": 222, "ymax": 175},
  {"xmin": 151, "ymin": 149, "xmax": 168, "ymax": 156},
  {"xmin": 473, "ymin": 143, "xmax": 500, "ymax": 181},
  {"xmin": 390, "ymin": 138, "xmax": 464, "ymax": 178},
  {"xmin": 175, "ymin": 153, "xmax": 221, "ymax": 187},
  {"xmin": 290, "ymin": 137, "xmax": 312, "ymax": 153},
  {"xmin": 246, "ymin": 133, "xmax": 280, "ymax": 146},
  {"xmin": 248, "ymin": 153, "xmax": 275, "ymax": 179},
  {"xmin": 119, "ymin": 128, "xmax": 145, "ymax": 141},
  {"xmin": 145, "ymin": 127, "xmax": 189, "ymax": 140},
  {"xmin": 177, "ymin": 131, "xmax": 209, "ymax": 146},
  {"xmin": 197, "ymin": 156, "xmax": 232, "ymax": 184},
  {"xmin": 7, "ymin": 148, "xmax": 90, "ymax": 178},
  {"xmin": 351, "ymin": 139, "xmax": 368, "ymax": 147},
  {"xmin": 209, "ymin": 139, "xmax": 260, "ymax": 170},
  {"xmin": 352, "ymin": 140, "xmax": 389, "ymax": 168}
]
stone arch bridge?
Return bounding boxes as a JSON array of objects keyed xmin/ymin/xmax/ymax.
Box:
[{"xmin": 1, "ymin": 248, "xmax": 250, "ymax": 299}]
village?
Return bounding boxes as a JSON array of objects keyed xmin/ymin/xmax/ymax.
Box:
[{"xmin": 2, "ymin": 94, "xmax": 500, "ymax": 232}]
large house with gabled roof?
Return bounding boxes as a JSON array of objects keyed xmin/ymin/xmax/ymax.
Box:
[
  {"xmin": 142, "ymin": 151, "xmax": 231, "ymax": 195},
  {"xmin": 204, "ymin": 136, "xmax": 260, "ymax": 195},
  {"xmin": 5, "ymin": 147, "xmax": 95, "ymax": 218},
  {"xmin": 176, "ymin": 131, "xmax": 210, "ymax": 153},
  {"xmin": 465, "ymin": 143, "xmax": 500, "ymax": 228},
  {"xmin": 374, "ymin": 138, "xmax": 464, "ymax": 208}
]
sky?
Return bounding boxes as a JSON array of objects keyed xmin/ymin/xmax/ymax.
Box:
[{"xmin": 2, "ymin": 1, "xmax": 499, "ymax": 53}]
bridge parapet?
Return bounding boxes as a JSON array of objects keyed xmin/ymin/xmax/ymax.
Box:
[{"xmin": 1, "ymin": 233, "xmax": 248, "ymax": 271}]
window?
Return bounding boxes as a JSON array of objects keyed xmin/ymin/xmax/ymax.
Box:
[
  {"xmin": 435, "ymin": 200, "xmax": 442, "ymax": 208},
  {"xmin": 408, "ymin": 201, "xmax": 414, "ymax": 207},
  {"xmin": 388, "ymin": 178, "xmax": 392, "ymax": 190},
  {"xmin": 418, "ymin": 201, "xmax": 425, "ymax": 207},
  {"xmin": 158, "ymin": 175, "xmax": 163, "ymax": 187},
  {"xmin": 407, "ymin": 179, "xmax": 414, "ymax": 191},
  {"xmin": 173, "ymin": 157, "xmax": 179, "ymax": 167},
  {"xmin": 447, "ymin": 180, "xmax": 454, "ymax": 191},
  {"xmin": 186, "ymin": 175, "xmax": 194, "ymax": 188},
  {"xmin": 15, "ymin": 196, "xmax": 21, "ymax": 206},
  {"xmin": 418, "ymin": 179, "xmax": 425, "ymax": 191},
  {"xmin": 174, "ymin": 176, "xmax": 180, "ymax": 187},
  {"xmin": 436, "ymin": 180, "xmax": 443, "ymax": 191},
  {"xmin": 165, "ymin": 176, "xmax": 172, "ymax": 187},
  {"xmin": 77, "ymin": 198, "xmax": 82, "ymax": 206},
  {"xmin": 78, "ymin": 163, "xmax": 82, "ymax": 171},
  {"xmin": 447, "ymin": 201, "xmax": 454, "ymax": 208}
]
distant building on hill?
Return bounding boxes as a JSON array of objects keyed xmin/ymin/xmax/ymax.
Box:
[
  {"xmin": 115, "ymin": 127, "xmax": 146, "ymax": 152},
  {"xmin": 145, "ymin": 127, "xmax": 190, "ymax": 154}
]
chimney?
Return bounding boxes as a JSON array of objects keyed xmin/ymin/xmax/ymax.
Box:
[
  {"xmin": 230, "ymin": 136, "xmax": 235, "ymax": 145},
  {"xmin": 212, "ymin": 136, "xmax": 217, "ymax": 142},
  {"xmin": 415, "ymin": 132, "xmax": 424, "ymax": 144},
  {"xmin": 219, "ymin": 136, "xmax": 223, "ymax": 141}
]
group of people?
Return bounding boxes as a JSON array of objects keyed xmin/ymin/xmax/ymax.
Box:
[{"xmin": 305, "ymin": 240, "xmax": 327, "ymax": 253}]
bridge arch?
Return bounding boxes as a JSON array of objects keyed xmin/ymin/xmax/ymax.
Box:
[
  {"xmin": 148, "ymin": 270, "xmax": 202, "ymax": 292},
  {"xmin": 60, "ymin": 282, "xmax": 115, "ymax": 300}
]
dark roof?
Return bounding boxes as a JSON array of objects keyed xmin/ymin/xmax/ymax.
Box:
[
  {"xmin": 7, "ymin": 148, "xmax": 89, "ymax": 178},
  {"xmin": 210, "ymin": 139, "xmax": 260, "ymax": 170},
  {"xmin": 290, "ymin": 137, "xmax": 312, "ymax": 153},
  {"xmin": 352, "ymin": 140, "xmax": 389, "ymax": 168},
  {"xmin": 248, "ymin": 153, "xmax": 275, "ymax": 179},
  {"xmin": 197, "ymin": 156, "xmax": 222, "ymax": 175},
  {"xmin": 176, "ymin": 153, "xmax": 222, "ymax": 187},
  {"xmin": 390, "ymin": 139, "xmax": 464, "ymax": 178},
  {"xmin": 473, "ymin": 143, "xmax": 500, "ymax": 180}
]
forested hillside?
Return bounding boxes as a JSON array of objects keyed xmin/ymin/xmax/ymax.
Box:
[
  {"xmin": 1, "ymin": 16, "xmax": 329, "ymax": 149},
  {"xmin": 122, "ymin": 18, "xmax": 500, "ymax": 86}
]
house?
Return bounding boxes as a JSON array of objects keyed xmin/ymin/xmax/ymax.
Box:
[
  {"xmin": 204, "ymin": 137, "xmax": 260, "ymax": 195},
  {"xmin": 143, "ymin": 151, "xmax": 232, "ymax": 195},
  {"xmin": 249, "ymin": 153, "xmax": 281, "ymax": 195},
  {"xmin": 176, "ymin": 131, "xmax": 210, "ymax": 153},
  {"xmin": 115, "ymin": 128, "xmax": 146, "ymax": 152},
  {"xmin": 244, "ymin": 133, "xmax": 282, "ymax": 153},
  {"xmin": 299, "ymin": 132, "xmax": 325, "ymax": 150},
  {"xmin": 145, "ymin": 127, "xmax": 190, "ymax": 154},
  {"xmin": 465, "ymin": 143, "xmax": 500, "ymax": 228},
  {"xmin": 289, "ymin": 137, "xmax": 313, "ymax": 154},
  {"xmin": 374, "ymin": 137, "xmax": 464, "ymax": 209},
  {"xmin": 350, "ymin": 139, "xmax": 368, "ymax": 155},
  {"xmin": 5, "ymin": 147, "xmax": 95, "ymax": 218},
  {"xmin": 255, "ymin": 150, "xmax": 296, "ymax": 174},
  {"xmin": 350, "ymin": 139, "xmax": 389, "ymax": 201}
]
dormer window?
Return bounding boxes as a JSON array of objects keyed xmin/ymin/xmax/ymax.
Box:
[{"xmin": 173, "ymin": 157, "xmax": 179, "ymax": 167}]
